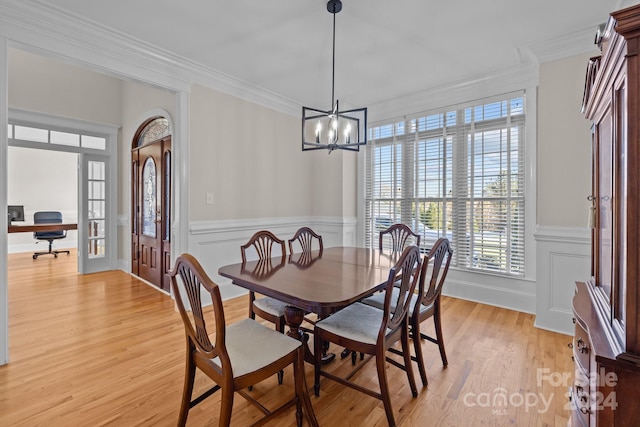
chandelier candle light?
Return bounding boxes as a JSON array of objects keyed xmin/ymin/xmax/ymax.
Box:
[{"xmin": 302, "ymin": 0, "xmax": 367, "ymax": 153}]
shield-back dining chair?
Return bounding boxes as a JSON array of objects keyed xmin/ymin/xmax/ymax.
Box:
[
  {"xmin": 170, "ymin": 253, "xmax": 318, "ymax": 427},
  {"xmin": 313, "ymin": 245, "xmax": 422, "ymax": 427},
  {"xmin": 342, "ymin": 222, "xmax": 422, "ymax": 363},
  {"xmin": 241, "ymin": 230, "xmax": 289, "ymax": 383},
  {"xmin": 241, "ymin": 230, "xmax": 288, "ymax": 334},
  {"xmin": 362, "ymin": 237, "xmax": 453, "ymax": 387},
  {"xmin": 379, "ymin": 223, "xmax": 421, "ymax": 252},
  {"xmin": 288, "ymin": 227, "xmax": 324, "ymax": 328}
]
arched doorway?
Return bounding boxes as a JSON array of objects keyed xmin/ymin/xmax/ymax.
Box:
[{"xmin": 131, "ymin": 117, "xmax": 172, "ymax": 291}]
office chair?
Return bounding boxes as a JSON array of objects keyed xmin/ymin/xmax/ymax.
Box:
[{"xmin": 33, "ymin": 211, "xmax": 70, "ymax": 259}]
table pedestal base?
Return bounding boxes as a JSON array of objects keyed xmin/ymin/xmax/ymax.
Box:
[{"xmin": 284, "ymin": 305, "xmax": 335, "ymax": 364}]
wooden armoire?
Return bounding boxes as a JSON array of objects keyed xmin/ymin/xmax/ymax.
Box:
[{"xmin": 573, "ymin": 4, "xmax": 640, "ymax": 426}]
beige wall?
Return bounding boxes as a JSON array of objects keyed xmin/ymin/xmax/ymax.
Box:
[
  {"xmin": 537, "ymin": 53, "xmax": 594, "ymax": 227},
  {"xmin": 8, "ymin": 49, "xmax": 121, "ymax": 125},
  {"xmin": 189, "ymin": 84, "xmax": 346, "ymax": 221},
  {"xmin": 7, "ymin": 147, "xmax": 78, "ymax": 248}
]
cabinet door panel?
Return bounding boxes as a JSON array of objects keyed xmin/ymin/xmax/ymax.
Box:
[{"xmin": 596, "ymin": 110, "xmax": 613, "ymax": 302}]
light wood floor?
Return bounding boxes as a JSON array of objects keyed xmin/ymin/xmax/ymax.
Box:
[{"xmin": 2, "ymin": 250, "xmax": 573, "ymax": 426}]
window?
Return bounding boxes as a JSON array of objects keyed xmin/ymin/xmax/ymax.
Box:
[
  {"xmin": 365, "ymin": 92, "xmax": 526, "ymax": 276},
  {"xmin": 8, "ymin": 123, "xmax": 107, "ymax": 150}
]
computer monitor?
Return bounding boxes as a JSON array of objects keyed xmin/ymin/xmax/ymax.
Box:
[{"xmin": 8, "ymin": 205, "xmax": 25, "ymax": 225}]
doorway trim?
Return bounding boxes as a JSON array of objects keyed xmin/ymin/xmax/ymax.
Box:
[
  {"xmin": 0, "ymin": 23, "xmax": 191, "ymax": 366},
  {"xmin": 7, "ymin": 107, "xmax": 119, "ymax": 273},
  {"xmin": 130, "ymin": 114, "xmax": 173, "ymax": 291}
]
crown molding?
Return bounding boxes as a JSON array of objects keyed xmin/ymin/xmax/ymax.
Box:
[
  {"xmin": 528, "ymin": 25, "xmax": 602, "ymax": 63},
  {"xmin": 367, "ymin": 61, "xmax": 539, "ymax": 123}
]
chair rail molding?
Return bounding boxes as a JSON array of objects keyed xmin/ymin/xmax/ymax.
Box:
[
  {"xmin": 534, "ymin": 225, "xmax": 591, "ymax": 335},
  {"xmin": 189, "ymin": 216, "xmax": 357, "ymax": 300}
]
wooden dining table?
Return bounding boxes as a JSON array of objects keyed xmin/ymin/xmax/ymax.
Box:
[{"xmin": 218, "ymin": 246, "xmax": 400, "ymax": 363}]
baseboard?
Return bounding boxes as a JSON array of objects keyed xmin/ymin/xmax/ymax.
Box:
[{"xmin": 8, "ymin": 241, "xmax": 77, "ymax": 254}]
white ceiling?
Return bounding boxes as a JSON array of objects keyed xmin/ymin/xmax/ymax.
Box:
[{"xmin": 33, "ymin": 0, "xmax": 623, "ymax": 112}]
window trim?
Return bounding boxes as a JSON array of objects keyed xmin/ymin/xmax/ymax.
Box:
[{"xmin": 8, "ymin": 108, "xmax": 115, "ymax": 155}]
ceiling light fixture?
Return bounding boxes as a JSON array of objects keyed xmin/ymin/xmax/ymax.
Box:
[{"xmin": 302, "ymin": 0, "xmax": 367, "ymax": 153}]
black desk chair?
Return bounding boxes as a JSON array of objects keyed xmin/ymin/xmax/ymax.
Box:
[{"xmin": 33, "ymin": 211, "xmax": 70, "ymax": 259}]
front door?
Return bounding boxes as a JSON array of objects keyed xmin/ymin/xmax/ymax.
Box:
[{"xmin": 131, "ymin": 117, "xmax": 172, "ymax": 291}]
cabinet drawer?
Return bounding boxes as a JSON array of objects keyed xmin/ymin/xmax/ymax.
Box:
[{"xmin": 573, "ymin": 322, "xmax": 590, "ymax": 371}]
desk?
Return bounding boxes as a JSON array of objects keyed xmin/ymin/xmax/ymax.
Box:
[
  {"xmin": 8, "ymin": 223, "xmax": 78, "ymax": 233},
  {"xmin": 218, "ymin": 247, "xmax": 398, "ymax": 362}
]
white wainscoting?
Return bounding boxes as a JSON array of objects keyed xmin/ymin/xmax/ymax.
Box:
[
  {"xmin": 160, "ymin": 218, "xmax": 589, "ymax": 337},
  {"xmin": 188, "ymin": 216, "xmax": 357, "ymax": 300},
  {"xmin": 534, "ymin": 226, "xmax": 591, "ymax": 336}
]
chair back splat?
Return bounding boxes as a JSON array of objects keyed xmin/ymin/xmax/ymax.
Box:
[
  {"xmin": 170, "ymin": 254, "xmax": 318, "ymax": 427},
  {"xmin": 421, "ymin": 237, "xmax": 453, "ymax": 308},
  {"xmin": 411, "ymin": 237, "xmax": 453, "ymax": 385},
  {"xmin": 241, "ymin": 230, "xmax": 286, "ymax": 264},
  {"xmin": 173, "ymin": 255, "xmax": 224, "ymax": 359},
  {"xmin": 379, "ymin": 223, "xmax": 420, "ymax": 252},
  {"xmin": 288, "ymin": 227, "xmax": 324, "ymax": 255}
]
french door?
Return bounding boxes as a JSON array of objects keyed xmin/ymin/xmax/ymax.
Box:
[{"xmin": 78, "ymin": 153, "xmax": 113, "ymax": 273}]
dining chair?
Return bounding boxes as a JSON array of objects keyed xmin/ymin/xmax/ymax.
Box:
[
  {"xmin": 169, "ymin": 253, "xmax": 318, "ymax": 427},
  {"xmin": 288, "ymin": 226, "xmax": 323, "ymax": 256},
  {"xmin": 313, "ymin": 245, "xmax": 422, "ymax": 427},
  {"xmin": 340, "ymin": 222, "xmax": 421, "ymax": 363},
  {"xmin": 241, "ymin": 230, "xmax": 289, "ymax": 383},
  {"xmin": 379, "ymin": 223, "xmax": 421, "ymax": 252},
  {"xmin": 288, "ymin": 227, "xmax": 324, "ymax": 328},
  {"xmin": 241, "ymin": 230, "xmax": 288, "ymax": 332},
  {"xmin": 361, "ymin": 238, "xmax": 453, "ymax": 387}
]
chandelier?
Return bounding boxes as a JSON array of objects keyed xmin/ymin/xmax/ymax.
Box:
[{"xmin": 302, "ymin": 0, "xmax": 367, "ymax": 153}]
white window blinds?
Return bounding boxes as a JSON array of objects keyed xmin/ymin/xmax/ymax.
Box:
[{"xmin": 365, "ymin": 92, "xmax": 526, "ymax": 276}]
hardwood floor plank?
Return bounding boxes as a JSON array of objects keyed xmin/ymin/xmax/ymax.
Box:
[{"xmin": 2, "ymin": 250, "xmax": 574, "ymax": 426}]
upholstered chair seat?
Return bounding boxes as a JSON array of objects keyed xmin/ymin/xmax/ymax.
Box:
[
  {"xmin": 252, "ymin": 297, "xmax": 288, "ymax": 318},
  {"xmin": 210, "ymin": 318, "xmax": 299, "ymax": 377},
  {"xmin": 313, "ymin": 302, "xmax": 393, "ymax": 345}
]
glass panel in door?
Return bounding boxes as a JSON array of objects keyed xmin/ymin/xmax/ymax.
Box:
[
  {"xmin": 88, "ymin": 160, "xmax": 106, "ymax": 258},
  {"xmin": 79, "ymin": 154, "xmax": 111, "ymax": 273}
]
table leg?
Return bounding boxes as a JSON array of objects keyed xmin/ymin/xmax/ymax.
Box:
[{"xmin": 284, "ymin": 305, "xmax": 335, "ymax": 364}]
